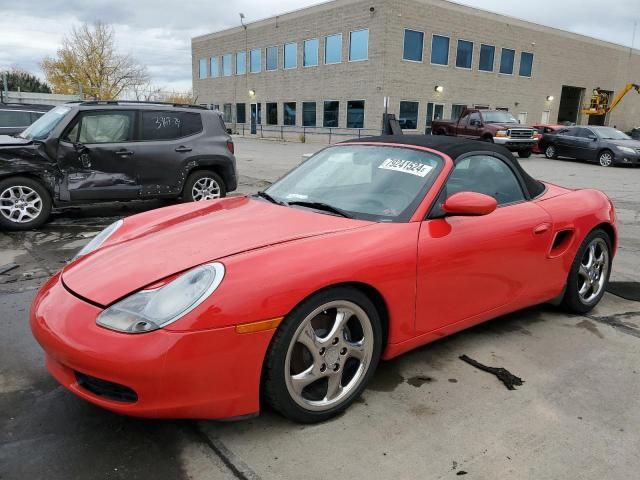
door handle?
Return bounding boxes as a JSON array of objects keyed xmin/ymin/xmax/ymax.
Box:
[
  {"xmin": 175, "ymin": 146, "xmax": 192, "ymax": 153},
  {"xmin": 533, "ymin": 223, "xmax": 551, "ymax": 235},
  {"xmin": 115, "ymin": 149, "xmax": 133, "ymax": 157}
]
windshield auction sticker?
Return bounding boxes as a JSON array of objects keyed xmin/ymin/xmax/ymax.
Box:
[{"xmin": 378, "ymin": 158, "xmax": 433, "ymax": 177}]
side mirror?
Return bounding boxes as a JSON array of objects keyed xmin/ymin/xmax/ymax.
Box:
[{"xmin": 442, "ymin": 192, "xmax": 497, "ymax": 216}]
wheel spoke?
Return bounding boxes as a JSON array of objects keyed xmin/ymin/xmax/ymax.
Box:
[
  {"xmin": 346, "ymin": 341, "xmax": 366, "ymax": 361},
  {"xmin": 325, "ymin": 372, "xmax": 343, "ymax": 401},
  {"xmin": 297, "ymin": 323, "xmax": 321, "ymax": 353},
  {"xmin": 322, "ymin": 308, "xmax": 352, "ymax": 344},
  {"xmin": 290, "ymin": 365, "xmax": 319, "ymax": 395},
  {"xmin": 578, "ymin": 264, "xmax": 589, "ymax": 281},
  {"xmin": 578, "ymin": 278, "xmax": 591, "ymax": 297}
]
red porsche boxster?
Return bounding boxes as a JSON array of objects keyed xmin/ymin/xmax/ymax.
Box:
[{"xmin": 31, "ymin": 136, "xmax": 617, "ymax": 423}]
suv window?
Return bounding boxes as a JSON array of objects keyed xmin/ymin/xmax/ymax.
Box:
[
  {"xmin": 0, "ymin": 110, "xmax": 32, "ymax": 127},
  {"xmin": 140, "ymin": 111, "xmax": 203, "ymax": 141},
  {"xmin": 67, "ymin": 111, "xmax": 135, "ymax": 144},
  {"xmin": 445, "ymin": 155, "xmax": 524, "ymax": 205}
]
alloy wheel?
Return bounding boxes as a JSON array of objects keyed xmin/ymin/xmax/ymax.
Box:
[
  {"xmin": 599, "ymin": 152, "xmax": 613, "ymax": 167},
  {"xmin": 545, "ymin": 145, "xmax": 556, "ymax": 158},
  {"xmin": 577, "ymin": 238, "xmax": 609, "ymax": 304},
  {"xmin": 284, "ymin": 300, "xmax": 374, "ymax": 411},
  {"xmin": 191, "ymin": 177, "xmax": 221, "ymax": 201},
  {"xmin": 0, "ymin": 185, "xmax": 43, "ymax": 224}
]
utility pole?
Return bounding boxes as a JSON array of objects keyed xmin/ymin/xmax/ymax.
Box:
[{"xmin": 1, "ymin": 71, "xmax": 7, "ymax": 104}]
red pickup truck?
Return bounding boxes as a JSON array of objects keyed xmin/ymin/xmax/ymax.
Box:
[{"xmin": 431, "ymin": 109, "xmax": 537, "ymax": 158}]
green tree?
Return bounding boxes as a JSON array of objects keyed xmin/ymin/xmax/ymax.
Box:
[
  {"xmin": 1, "ymin": 68, "xmax": 51, "ymax": 93},
  {"xmin": 41, "ymin": 21, "xmax": 149, "ymax": 100}
]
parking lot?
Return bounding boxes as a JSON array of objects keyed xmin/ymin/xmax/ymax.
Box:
[{"xmin": 1, "ymin": 136, "xmax": 639, "ymax": 480}]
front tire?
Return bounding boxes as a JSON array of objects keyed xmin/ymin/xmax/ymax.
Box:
[
  {"xmin": 518, "ymin": 149, "xmax": 532, "ymax": 159},
  {"xmin": 598, "ymin": 150, "xmax": 614, "ymax": 167},
  {"xmin": 263, "ymin": 287, "xmax": 383, "ymax": 423},
  {"xmin": 0, "ymin": 176, "xmax": 51, "ymax": 230},
  {"xmin": 545, "ymin": 144, "xmax": 558, "ymax": 159},
  {"xmin": 182, "ymin": 170, "xmax": 226, "ymax": 202},
  {"xmin": 561, "ymin": 229, "xmax": 612, "ymax": 314}
]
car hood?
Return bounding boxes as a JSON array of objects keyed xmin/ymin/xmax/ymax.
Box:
[
  {"xmin": 0, "ymin": 135, "xmax": 33, "ymax": 147},
  {"xmin": 605, "ymin": 139, "xmax": 640, "ymax": 148},
  {"xmin": 489, "ymin": 123, "xmax": 533, "ymax": 130},
  {"xmin": 62, "ymin": 196, "xmax": 372, "ymax": 306}
]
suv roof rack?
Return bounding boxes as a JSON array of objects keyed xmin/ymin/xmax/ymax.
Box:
[{"xmin": 74, "ymin": 100, "xmax": 207, "ymax": 110}]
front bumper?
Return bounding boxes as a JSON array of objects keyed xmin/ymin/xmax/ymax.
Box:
[
  {"xmin": 612, "ymin": 150, "xmax": 640, "ymax": 165},
  {"xmin": 30, "ymin": 273, "xmax": 273, "ymax": 419},
  {"xmin": 493, "ymin": 137, "xmax": 537, "ymax": 150}
]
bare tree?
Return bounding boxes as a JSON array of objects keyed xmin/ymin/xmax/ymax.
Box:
[{"xmin": 41, "ymin": 22, "xmax": 149, "ymax": 100}]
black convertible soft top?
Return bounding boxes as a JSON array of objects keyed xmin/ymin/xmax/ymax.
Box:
[{"xmin": 345, "ymin": 135, "xmax": 545, "ymax": 199}]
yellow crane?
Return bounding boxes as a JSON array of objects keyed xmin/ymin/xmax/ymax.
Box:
[{"xmin": 582, "ymin": 83, "xmax": 640, "ymax": 116}]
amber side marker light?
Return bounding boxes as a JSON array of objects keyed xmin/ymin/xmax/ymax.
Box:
[{"xmin": 235, "ymin": 317, "xmax": 284, "ymax": 334}]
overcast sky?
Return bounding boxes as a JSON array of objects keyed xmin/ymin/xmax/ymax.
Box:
[{"xmin": 0, "ymin": 0, "xmax": 638, "ymax": 93}]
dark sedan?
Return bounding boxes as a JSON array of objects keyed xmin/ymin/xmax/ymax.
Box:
[
  {"xmin": 0, "ymin": 103, "xmax": 53, "ymax": 136},
  {"xmin": 541, "ymin": 126, "xmax": 640, "ymax": 167}
]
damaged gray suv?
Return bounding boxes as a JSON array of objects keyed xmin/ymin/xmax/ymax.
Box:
[{"xmin": 0, "ymin": 101, "xmax": 237, "ymax": 230}]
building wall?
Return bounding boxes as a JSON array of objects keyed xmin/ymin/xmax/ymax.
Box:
[{"xmin": 192, "ymin": 0, "xmax": 640, "ymax": 133}]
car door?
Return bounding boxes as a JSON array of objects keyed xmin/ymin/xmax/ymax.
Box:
[
  {"xmin": 575, "ymin": 127, "xmax": 600, "ymax": 161},
  {"xmin": 553, "ymin": 128, "xmax": 576, "ymax": 157},
  {"xmin": 456, "ymin": 111, "xmax": 471, "ymax": 136},
  {"xmin": 465, "ymin": 111, "xmax": 482, "ymax": 138},
  {"xmin": 56, "ymin": 110, "xmax": 141, "ymax": 201},
  {"xmin": 415, "ymin": 153, "xmax": 554, "ymax": 335},
  {"xmin": 130, "ymin": 110, "xmax": 204, "ymax": 196}
]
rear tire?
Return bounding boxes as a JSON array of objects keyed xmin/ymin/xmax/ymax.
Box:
[
  {"xmin": 263, "ymin": 287, "xmax": 383, "ymax": 423},
  {"xmin": 0, "ymin": 176, "xmax": 51, "ymax": 231},
  {"xmin": 518, "ymin": 149, "xmax": 532, "ymax": 159},
  {"xmin": 182, "ymin": 170, "xmax": 226, "ymax": 202},
  {"xmin": 561, "ymin": 228, "xmax": 612, "ymax": 314},
  {"xmin": 545, "ymin": 144, "xmax": 558, "ymax": 159}
]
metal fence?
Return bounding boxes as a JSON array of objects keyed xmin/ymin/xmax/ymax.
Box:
[{"xmin": 233, "ymin": 124, "xmax": 385, "ymax": 144}]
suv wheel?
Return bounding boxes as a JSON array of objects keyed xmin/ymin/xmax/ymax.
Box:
[
  {"xmin": 183, "ymin": 170, "xmax": 226, "ymax": 202},
  {"xmin": 0, "ymin": 177, "xmax": 51, "ymax": 230}
]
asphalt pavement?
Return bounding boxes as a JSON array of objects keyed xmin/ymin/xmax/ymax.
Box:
[{"xmin": 1, "ymin": 136, "xmax": 638, "ymax": 480}]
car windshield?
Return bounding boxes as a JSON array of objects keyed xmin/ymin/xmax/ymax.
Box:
[
  {"xmin": 19, "ymin": 105, "xmax": 71, "ymax": 141},
  {"xmin": 482, "ymin": 111, "xmax": 519, "ymax": 124},
  {"xmin": 593, "ymin": 127, "xmax": 630, "ymax": 140},
  {"xmin": 264, "ymin": 145, "xmax": 443, "ymax": 222}
]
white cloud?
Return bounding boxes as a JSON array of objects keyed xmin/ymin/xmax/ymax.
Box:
[{"xmin": 0, "ymin": 0, "xmax": 638, "ymax": 93}]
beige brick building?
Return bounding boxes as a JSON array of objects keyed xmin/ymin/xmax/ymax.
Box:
[{"xmin": 192, "ymin": 0, "xmax": 640, "ymax": 138}]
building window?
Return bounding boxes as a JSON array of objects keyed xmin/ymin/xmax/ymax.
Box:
[
  {"xmin": 403, "ymin": 29, "xmax": 424, "ymax": 62},
  {"xmin": 499, "ymin": 48, "xmax": 515, "ymax": 74},
  {"xmin": 347, "ymin": 100, "xmax": 365, "ymax": 128},
  {"xmin": 323, "ymin": 101, "xmax": 339, "ymax": 127},
  {"xmin": 284, "ymin": 102, "xmax": 296, "ymax": 125},
  {"xmin": 236, "ymin": 103, "xmax": 246, "ymax": 123},
  {"xmin": 431, "ymin": 35, "xmax": 449, "ymax": 65},
  {"xmin": 425, "ymin": 102, "xmax": 444, "ymax": 133},
  {"xmin": 399, "ymin": 101, "xmax": 419, "ymax": 129},
  {"xmin": 474, "ymin": 104, "xmax": 490, "ymax": 109},
  {"xmin": 478, "ymin": 44, "xmax": 495, "ymax": 72},
  {"xmin": 519, "ymin": 52, "xmax": 534, "ymax": 77},
  {"xmin": 349, "ymin": 29, "xmax": 368, "ymax": 61},
  {"xmin": 451, "ymin": 104, "xmax": 467, "ymax": 120},
  {"xmin": 325, "ymin": 33, "xmax": 342, "ymax": 64},
  {"xmin": 266, "ymin": 102, "xmax": 278, "ymax": 125},
  {"xmin": 236, "ymin": 51, "xmax": 246, "ymax": 75},
  {"xmin": 496, "ymin": 107, "xmax": 509, "ymax": 111},
  {"xmin": 266, "ymin": 46, "xmax": 278, "ymax": 71},
  {"xmin": 210, "ymin": 57, "xmax": 219, "ymax": 78},
  {"xmin": 198, "ymin": 58, "xmax": 207, "ymax": 79},
  {"xmin": 303, "ymin": 102, "xmax": 316, "ymax": 127},
  {"xmin": 456, "ymin": 40, "xmax": 473, "ymax": 69},
  {"xmin": 213, "ymin": 104, "xmax": 220, "ymax": 111},
  {"xmin": 222, "ymin": 53, "xmax": 233, "ymax": 76},
  {"xmin": 304, "ymin": 38, "xmax": 319, "ymax": 67},
  {"xmin": 284, "ymin": 42, "xmax": 297, "ymax": 69},
  {"xmin": 223, "ymin": 104, "xmax": 232, "ymax": 123},
  {"xmin": 250, "ymin": 48, "xmax": 261, "ymax": 73}
]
